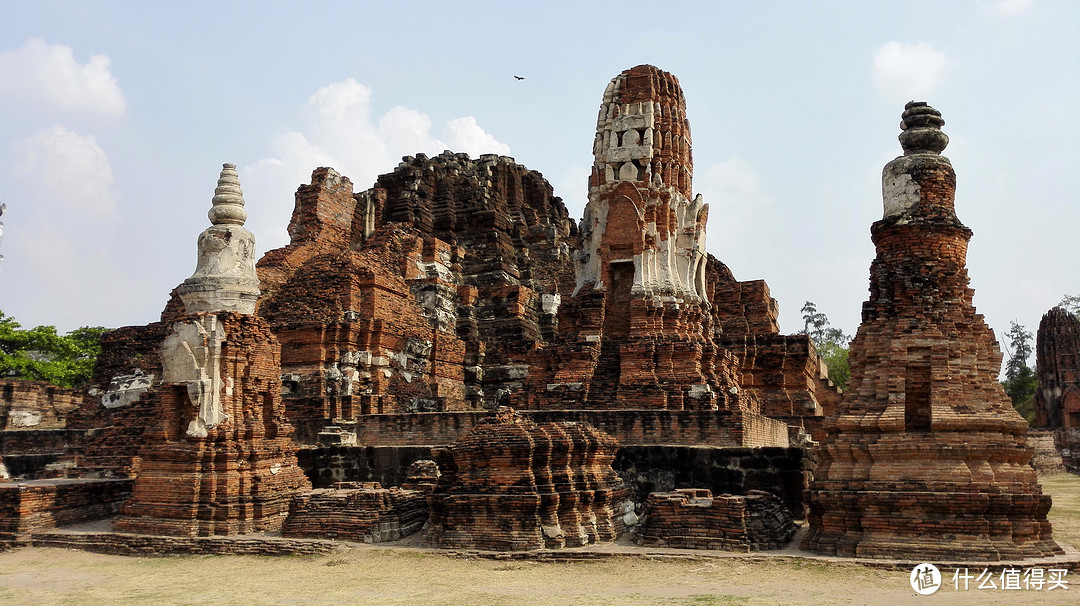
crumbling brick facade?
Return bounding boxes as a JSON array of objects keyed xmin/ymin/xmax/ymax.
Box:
[
  {"xmin": 112, "ymin": 313, "xmax": 311, "ymax": 536},
  {"xmin": 0, "ymin": 381, "xmax": 82, "ymax": 430},
  {"xmin": 632, "ymin": 488, "xmax": 797, "ymax": 551},
  {"xmin": 424, "ymin": 409, "xmax": 632, "ymax": 551},
  {"xmin": 1034, "ymin": 307, "xmax": 1080, "ymax": 429},
  {"xmin": 281, "ymin": 481, "xmax": 427, "ymax": 543},
  {"xmin": 255, "ymin": 154, "xmax": 577, "ymax": 438},
  {"xmin": 804, "ymin": 102, "xmax": 1061, "ymax": 561}
]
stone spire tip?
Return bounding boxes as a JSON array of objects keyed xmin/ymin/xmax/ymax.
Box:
[
  {"xmin": 899, "ymin": 102, "xmax": 948, "ymax": 155},
  {"xmin": 209, "ymin": 163, "xmax": 247, "ymax": 226}
]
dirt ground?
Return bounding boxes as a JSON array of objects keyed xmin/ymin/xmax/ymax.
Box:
[{"xmin": 0, "ymin": 473, "xmax": 1077, "ymax": 606}]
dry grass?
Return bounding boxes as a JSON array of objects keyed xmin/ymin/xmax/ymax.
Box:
[
  {"xmin": 1044, "ymin": 473, "xmax": 1080, "ymax": 550},
  {"xmin": 0, "ymin": 474, "xmax": 1077, "ymax": 606}
]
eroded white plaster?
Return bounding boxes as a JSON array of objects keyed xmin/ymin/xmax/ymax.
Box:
[{"xmin": 161, "ymin": 315, "xmax": 228, "ymax": 438}]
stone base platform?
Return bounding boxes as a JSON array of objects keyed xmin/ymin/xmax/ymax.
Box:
[
  {"xmin": 25, "ymin": 522, "xmax": 1080, "ymax": 572},
  {"xmin": 32, "ymin": 520, "xmax": 339, "ymax": 556}
]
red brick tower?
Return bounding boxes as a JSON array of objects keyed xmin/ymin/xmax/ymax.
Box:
[
  {"xmin": 803, "ymin": 103, "xmax": 1061, "ymax": 560},
  {"xmin": 114, "ymin": 164, "xmax": 310, "ymax": 536},
  {"xmin": 525, "ymin": 65, "xmax": 745, "ymax": 412},
  {"xmin": 1034, "ymin": 307, "xmax": 1080, "ymax": 429}
]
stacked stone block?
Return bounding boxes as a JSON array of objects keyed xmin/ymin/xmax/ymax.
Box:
[
  {"xmin": 804, "ymin": 102, "xmax": 1061, "ymax": 561},
  {"xmin": 633, "ymin": 489, "xmax": 797, "ymax": 551},
  {"xmin": 424, "ymin": 409, "xmax": 632, "ymax": 551},
  {"xmin": 281, "ymin": 481, "xmax": 427, "ymax": 543}
]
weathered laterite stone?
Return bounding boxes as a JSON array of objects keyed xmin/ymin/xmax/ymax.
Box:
[
  {"xmin": 633, "ymin": 488, "xmax": 797, "ymax": 551},
  {"xmin": 803, "ymin": 102, "xmax": 1062, "ymax": 561},
  {"xmin": 424, "ymin": 408, "xmax": 633, "ymax": 551},
  {"xmin": 1035, "ymin": 307, "xmax": 1080, "ymax": 430},
  {"xmin": 281, "ymin": 481, "xmax": 427, "ymax": 543}
]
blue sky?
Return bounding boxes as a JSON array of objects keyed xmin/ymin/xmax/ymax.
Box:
[{"xmin": 0, "ymin": 1, "xmax": 1076, "ymax": 364}]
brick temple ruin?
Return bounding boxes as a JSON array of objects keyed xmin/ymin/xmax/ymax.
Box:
[
  {"xmin": 0, "ymin": 67, "xmax": 1070, "ymax": 562},
  {"xmin": 1034, "ymin": 307, "xmax": 1080, "ymax": 472},
  {"xmin": 803, "ymin": 102, "xmax": 1061, "ymax": 561}
]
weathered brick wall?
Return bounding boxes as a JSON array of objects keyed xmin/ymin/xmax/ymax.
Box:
[
  {"xmin": 0, "ymin": 380, "xmax": 82, "ymax": 430},
  {"xmin": 113, "ymin": 312, "xmax": 311, "ymax": 537},
  {"xmin": 1053, "ymin": 428, "xmax": 1080, "ymax": 473},
  {"xmin": 632, "ymin": 489, "xmax": 797, "ymax": 551},
  {"xmin": 256, "ymin": 155, "xmax": 577, "ymax": 427},
  {"xmin": 66, "ymin": 322, "xmax": 169, "ymax": 477},
  {"xmin": 0, "ymin": 478, "xmax": 132, "ymax": 544},
  {"xmin": 282, "ymin": 482, "xmax": 427, "ymax": 542},
  {"xmin": 345, "ymin": 409, "xmax": 787, "ymax": 449},
  {"xmin": 613, "ymin": 446, "xmax": 811, "ymax": 517},
  {"xmin": 1034, "ymin": 307, "xmax": 1080, "ymax": 429},
  {"xmin": 424, "ymin": 410, "xmax": 631, "ymax": 551},
  {"xmin": 297, "ymin": 445, "xmax": 436, "ymax": 487},
  {"xmin": 0, "ymin": 429, "xmax": 87, "ymax": 479}
]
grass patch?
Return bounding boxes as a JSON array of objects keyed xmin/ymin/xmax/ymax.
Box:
[{"xmin": 1042, "ymin": 472, "xmax": 1080, "ymax": 549}]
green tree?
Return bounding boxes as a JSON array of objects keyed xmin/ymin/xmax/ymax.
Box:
[
  {"xmin": 1059, "ymin": 294, "xmax": 1080, "ymax": 319},
  {"xmin": 1001, "ymin": 320, "xmax": 1037, "ymax": 424},
  {"xmin": 0, "ymin": 310, "xmax": 108, "ymax": 389},
  {"xmin": 800, "ymin": 301, "xmax": 851, "ymax": 390}
]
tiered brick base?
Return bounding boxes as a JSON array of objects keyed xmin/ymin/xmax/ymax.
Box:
[
  {"xmin": 282, "ymin": 481, "xmax": 427, "ymax": 542},
  {"xmin": 633, "ymin": 489, "xmax": 796, "ymax": 551},
  {"xmin": 113, "ymin": 313, "xmax": 310, "ymax": 536},
  {"xmin": 424, "ymin": 409, "xmax": 632, "ymax": 551}
]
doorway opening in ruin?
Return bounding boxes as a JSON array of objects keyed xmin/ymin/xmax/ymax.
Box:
[
  {"xmin": 904, "ymin": 348, "xmax": 932, "ymax": 431},
  {"xmin": 604, "ymin": 261, "xmax": 634, "ymax": 338}
]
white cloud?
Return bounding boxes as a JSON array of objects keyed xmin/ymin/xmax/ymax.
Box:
[
  {"xmin": 992, "ymin": 0, "xmax": 1034, "ymax": 16},
  {"xmin": 444, "ymin": 117, "xmax": 512, "ymax": 158},
  {"xmin": 0, "ymin": 38, "xmax": 126, "ymax": 117},
  {"xmin": 243, "ymin": 78, "xmax": 511, "ymax": 249},
  {"xmin": 6, "ymin": 222, "xmax": 156, "ymax": 331},
  {"xmin": 872, "ymin": 41, "xmax": 949, "ymax": 101},
  {"xmin": 12, "ymin": 124, "xmax": 117, "ymax": 218}
]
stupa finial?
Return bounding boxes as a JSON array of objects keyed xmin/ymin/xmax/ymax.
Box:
[
  {"xmin": 208, "ymin": 163, "xmax": 247, "ymax": 225},
  {"xmin": 898, "ymin": 101, "xmax": 948, "ymax": 155}
]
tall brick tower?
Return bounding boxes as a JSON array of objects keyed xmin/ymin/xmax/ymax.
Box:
[
  {"xmin": 114, "ymin": 164, "xmax": 310, "ymax": 536},
  {"xmin": 1034, "ymin": 307, "xmax": 1080, "ymax": 429},
  {"xmin": 525, "ymin": 65, "xmax": 744, "ymax": 411},
  {"xmin": 803, "ymin": 103, "xmax": 1061, "ymax": 560}
]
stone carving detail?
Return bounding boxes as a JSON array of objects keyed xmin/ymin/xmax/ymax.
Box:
[
  {"xmin": 803, "ymin": 102, "xmax": 1061, "ymax": 560},
  {"xmin": 176, "ymin": 163, "xmax": 260, "ymax": 314}
]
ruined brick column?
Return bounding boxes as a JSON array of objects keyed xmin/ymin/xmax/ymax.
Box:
[
  {"xmin": 530, "ymin": 65, "xmax": 744, "ymax": 411},
  {"xmin": 803, "ymin": 103, "xmax": 1061, "ymax": 560},
  {"xmin": 1034, "ymin": 307, "xmax": 1080, "ymax": 429},
  {"xmin": 113, "ymin": 164, "xmax": 310, "ymax": 536},
  {"xmin": 1034, "ymin": 307, "xmax": 1080, "ymax": 472}
]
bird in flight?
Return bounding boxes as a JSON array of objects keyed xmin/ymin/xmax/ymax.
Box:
[{"xmin": 514, "ymin": 75, "xmax": 524, "ymax": 80}]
